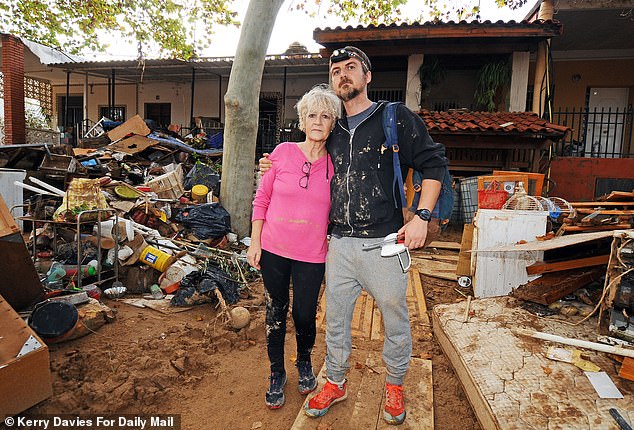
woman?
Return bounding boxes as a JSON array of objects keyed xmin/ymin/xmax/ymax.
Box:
[{"xmin": 247, "ymin": 84, "xmax": 340, "ymax": 409}]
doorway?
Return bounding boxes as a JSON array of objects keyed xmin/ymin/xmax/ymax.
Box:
[
  {"xmin": 144, "ymin": 103, "xmax": 171, "ymax": 129},
  {"xmin": 257, "ymin": 93, "xmax": 282, "ymax": 157},
  {"xmin": 57, "ymin": 95, "xmax": 83, "ymax": 145},
  {"xmin": 585, "ymin": 87, "xmax": 629, "ymax": 158}
]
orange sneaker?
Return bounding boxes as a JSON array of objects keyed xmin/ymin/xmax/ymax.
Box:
[
  {"xmin": 304, "ymin": 379, "xmax": 347, "ymax": 417},
  {"xmin": 384, "ymin": 383, "xmax": 406, "ymax": 425}
]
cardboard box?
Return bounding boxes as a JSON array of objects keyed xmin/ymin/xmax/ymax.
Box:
[
  {"xmin": 107, "ymin": 114, "xmax": 151, "ymax": 142},
  {"xmin": 0, "ymin": 294, "xmax": 53, "ymax": 418}
]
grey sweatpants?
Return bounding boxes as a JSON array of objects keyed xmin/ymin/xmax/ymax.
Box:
[{"xmin": 325, "ymin": 236, "xmax": 412, "ymax": 385}]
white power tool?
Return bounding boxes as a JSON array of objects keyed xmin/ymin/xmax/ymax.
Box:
[{"xmin": 362, "ymin": 232, "xmax": 411, "ymax": 273}]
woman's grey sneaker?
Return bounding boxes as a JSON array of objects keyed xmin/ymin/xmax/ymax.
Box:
[
  {"xmin": 265, "ymin": 371, "xmax": 287, "ymax": 409},
  {"xmin": 297, "ymin": 360, "xmax": 317, "ymax": 394}
]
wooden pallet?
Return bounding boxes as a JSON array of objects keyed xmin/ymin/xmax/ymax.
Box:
[
  {"xmin": 291, "ymin": 353, "xmax": 433, "ymax": 430},
  {"xmin": 316, "ymin": 269, "xmax": 430, "ymax": 340}
]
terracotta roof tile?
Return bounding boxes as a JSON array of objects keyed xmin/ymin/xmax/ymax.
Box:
[{"xmin": 419, "ymin": 110, "xmax": 570, "ymax": 137}]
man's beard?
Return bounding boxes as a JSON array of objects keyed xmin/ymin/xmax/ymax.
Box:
[{"xmin": 337, "ymin": 82, "xmax": 362, "ymax": 102}]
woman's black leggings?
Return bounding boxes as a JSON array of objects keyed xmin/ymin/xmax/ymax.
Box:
[{"xmin": 259, "ymin": 249, "xmax": 324, "ymax": 374}]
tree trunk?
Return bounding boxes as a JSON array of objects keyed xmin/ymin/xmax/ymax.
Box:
[{"xmin": 220, "ymin": 0, "xmax": 285, "ymax": 238}]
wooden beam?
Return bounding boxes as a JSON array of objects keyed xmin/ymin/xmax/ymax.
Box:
[
  {"xmin": 371, "ymin": 305, "xmax": 383, "ymax": 341},
  {"xmin": 525, "ymin": 254, "xmax": 610, "ymax": 275},
  {"xmin": 415, "ymin": 259, "xmax": 458, "ymax": 281},
  {"xmin": 456, "ymin": 224, "xmax": 474, "ymax": 277},
  {"xmin": 413, "ymin": 254, "xmax": 459, "ymax": 262},
  {"xmin": 575, "ymin": 209, "xmax": 634, "ymax": 215},
  {"xmin": 427, "ymin": 241, "xmax": 461, "ymax": 250},
  {"xmin": 350, "ymin": 353, "xmax": 384, "ymax": 429},
  {"xmin": 562, "ymin": 224, "xmax": 632, "ymax": 232},
  {"xmin": 570, "ymin": 201, "xmax": 634, "ymax": 207},
  {"xmin": 410, "ymin": 269, "xmax": 430, "ymax": 326},
  {"xmin": 314, "ymin": 24, "xmax": 561, "ymax": 44},
  {"xmin": 291, "ymin": 362, "xmax": 328, "ymax": 430},
  {"xmin": 603, "ymin": 190, "xmax": 634, "ymax": 201},
  {"xmin": 511, "ymin": 268, "xmax": 604, "ymax": 305}
]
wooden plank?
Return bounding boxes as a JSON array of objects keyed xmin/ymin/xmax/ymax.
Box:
[
  {"xmin": 570, "ymin": 201, "xmax": 634, "ymax": 207},
  {"xmin": 410, "ymin": 269, "xmax": 430, "ymax": 326},
  {"xmin": 427, "ymin": 241, "xmax": 461, "ymax": 250},
  {"xmin": 432, "ymin": 309, "xmax": 499, "ymax": 430},
  {"xmin": 603, "ymin": 190, "xmax": 634, "ymax": 201},
  {"xmin": 525, "ymin": 254, "xmax": 610, "ymax": 275},
  {"xmin": 291, "ymin": 361, "xmax": 328, "ymax": 430},
  {"xmin": 371, "ymin": 305, "xmax": 383, "ymax": 341},
  {"xmin": 576, "ymin": 209, "xmax": 634, "ymax": 215},
  {"xmin": 352, "ymin": 292, "xmax": 363, "ymax": 332},
  {"xmin": 456, "ymin": 223, "xmax": 474, "ymax": 277},
  {"xmin": 562, "ymin": 223, "xmax": 631, "ymax": 232},
  {"xmin": 350, "ymin": 352, "xmax": 384, "ymax": 429},
  {"xmin": 511, "ymin": 267, "xmax": 604, "ymax": 305},
  {"xmin": 375, "ymin": 358, "xmax": 434, "ymax": 430},
  {"xmin": 362, "ymin": 292, "xmax": 374, "ymax": 339},
  {"xmin": 474, "ymin": 230, "xmax": 614, "ymax": 253},
  {"xmin": 416, "ymin": 259, "xmax": 458, "ymax": 281},
  {"xmin": 412, "ymin": 254, "xmax": 459, "ymax": 262}
]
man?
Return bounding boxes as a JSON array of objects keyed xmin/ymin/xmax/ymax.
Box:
[{"xmin": 261, "ymin": 46, "xmax": 447, "ymax": 425}]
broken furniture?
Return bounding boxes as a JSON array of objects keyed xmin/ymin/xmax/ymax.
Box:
[
  {"xmin": 0, "ymin": 293, "xmax": 53, "ymax": 418},
  {"xmin": 565, "ymin": 191, "xmax": 634, "ymax": 234},
  {"xmin": 475, "ymin": 230, "xmax": 614, "ymax": 305},
  {"xmin": 18, "ymin": 208, "xmax": 119, "ymax": 290},
  {"xmin": 0, "ymin": 195, "xmax": 44, "ymax": 311}
]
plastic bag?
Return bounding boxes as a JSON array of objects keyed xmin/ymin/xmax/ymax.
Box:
[
  {"xmin": 174, "ymin": 203, "xmax": 231, "ymax": 240},
  {"xmin": 171, "ymin": 265, "xmax": 239, "ymax": 307},
  {"xmin": 184, "ymin": 163, "xmax": 220, "ymax": 194}
]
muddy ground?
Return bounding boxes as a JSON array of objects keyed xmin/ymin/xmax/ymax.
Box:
[{"xmin": 25, "ymin": 227, "xmax": 480, "ymax": 430}]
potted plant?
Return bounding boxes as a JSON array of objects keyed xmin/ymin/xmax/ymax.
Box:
[
  {"xmin": 474, "ymin": 60, "xmax": 511, "ymax": 112},
  {"xmin": 418, "ymin": 56, "xmax": 445, "ymax": 109}
]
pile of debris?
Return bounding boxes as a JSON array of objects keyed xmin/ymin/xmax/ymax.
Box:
[
  {"xmin": 562, "ymin": 190, "xmax": 634, "ymax": 233},
  {"xmin": 0, "ymin": 114, "xmax": 260, "ymax": 344}
]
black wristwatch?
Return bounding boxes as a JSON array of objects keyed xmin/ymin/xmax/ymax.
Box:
[{"xmin": 415, "ymin": 208, "xmax": 432, "ymax": 222}]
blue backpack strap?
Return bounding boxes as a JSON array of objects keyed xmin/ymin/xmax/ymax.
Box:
[{"xmin": 382, "ymin": 102, "xmax": 407, "ymax": 208}]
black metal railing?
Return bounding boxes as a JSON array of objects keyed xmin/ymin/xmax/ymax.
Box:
[{"xmin": 551, "ymin": 106, "xmax": 633, "ymax": 158}]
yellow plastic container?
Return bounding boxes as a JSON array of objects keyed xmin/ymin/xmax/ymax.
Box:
[
  {"xmin": 139, "ymin": 246, "xmax": 173, "ymax": 272},
  {"xmin": 191, "ymin": 184, "xmax": 209, "ymax": 203}
]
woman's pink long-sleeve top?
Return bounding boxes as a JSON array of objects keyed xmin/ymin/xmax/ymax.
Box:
[{"xmin": 252, "ymin": 142, "xmax": 333, "ymax": 263}]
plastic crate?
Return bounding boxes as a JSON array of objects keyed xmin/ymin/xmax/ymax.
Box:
[{"xmin": 459, "ymin": 176, "xmax": 479, "ymax": 224}]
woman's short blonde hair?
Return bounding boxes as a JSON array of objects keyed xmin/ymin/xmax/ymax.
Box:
[{"xmin": 296, "ymin": 84, "xmax": 341, "ymax": 132}]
